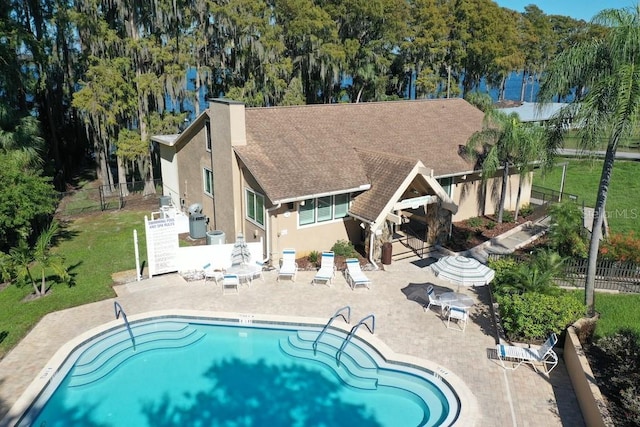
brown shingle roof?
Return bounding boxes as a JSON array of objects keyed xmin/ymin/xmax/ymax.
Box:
[
  {"xmin": 349, "ymin": 150, "xmax": 419, "ymax": 223},
  {"xmin": 235, "ymin": 98, "xmax": 482, "ymax": 202}
]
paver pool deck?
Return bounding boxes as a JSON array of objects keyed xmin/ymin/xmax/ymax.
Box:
[{"xmin": 0, "ymin": 259, "xmax": 584, "ymax": 426}]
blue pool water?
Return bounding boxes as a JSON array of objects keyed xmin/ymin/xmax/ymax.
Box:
[{"xmin": 21, "ymin": 317, "xmax": 459, "ymax": 426}]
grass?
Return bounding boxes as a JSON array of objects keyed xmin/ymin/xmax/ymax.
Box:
[
  {"xmin": 534, "ymin": 159, "xmax": 640, "ymax": 235},
  {"xmin": 570, "ymin": 290, "xmax": 640, "ymax": 340},
  {"xmin": 0, "ymin": 209, "xmax": 148, "ymax": 359},
  {"xmin": 562, "ymin": 130, "xmax": 640, "ymax": 152}
]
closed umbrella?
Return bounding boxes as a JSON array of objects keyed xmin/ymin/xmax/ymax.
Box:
[
  {"xmin": 430, "ymin": 255, "xmax": 495, "ymax": 288},
  {"xmin": 230, "ymin": 233, "xmax": 251, "ymax": 266}
]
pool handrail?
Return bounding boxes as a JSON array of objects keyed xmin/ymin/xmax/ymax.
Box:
[
  {"xmin": 114, "ymin": 301, "xmax": 136, "ymax": 351},
  {"xmin": 312, "ymin": 306, "xmax": 351, "ymax": 355},
  {"xmin": 336, "ymin": 314, "xmax": 375, "ymax": 366}
]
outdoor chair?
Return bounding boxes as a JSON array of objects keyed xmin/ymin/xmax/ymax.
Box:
[
  {"xmin": 446, "ymin": 306, "xmax": 468, "ymax": 331},
  {"xmin": 345, "ymin": 258, "xmax": 371, "ymax": 290},
  {"xmin": 312, "ymin": 251, "xmax": 336, "ymax": 286},
  {"xmin": 277, "ymin": 249, "xmax": 298, "ymax": 282},
  {"xmin": 424, "ymin": 285, "xmax": 448, "ymax": 317},
  {"xmin": 202, "ymin": 263, "xmax": 223, "ymax": 284},
  {"xmin": 496, "ymin": 333, "xmax": 559, "ymax": 374},
  {"xmin": 222, "ymin": 274, "xmax": 240, "ymax": 295}
]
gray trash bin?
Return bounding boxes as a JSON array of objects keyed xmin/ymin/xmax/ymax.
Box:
[
  {"xmin": 206, "ymin": 230, "xmax": 226, "ymax": 245},
  {"xmin": 159, "ymin": 195, "xmax": 171, "ymax": 207},
  {"xmin": 189, "ymin": 214, "xmax": 207, "ymax": 239}
]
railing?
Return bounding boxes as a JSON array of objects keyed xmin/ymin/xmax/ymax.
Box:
[
  {"xmin": 403, "ymin": 223, "xmax": 426, "ymax": 258},
  {"xmin": 312, "ymin": 306, "xmax": 351, "ymax": 355},
  {"xmin": 114, "ymin": 301, "xmax": 136, "ymax": 350},
  {"xmin": 336, "ymin": 314, "xmax": 375, "ymax": 366}
]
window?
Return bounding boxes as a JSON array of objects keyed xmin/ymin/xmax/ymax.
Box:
[
  {"xmin": 298, "ymin": 194, "xmax": 350, "ymax": 226},
  {"xmin": 203, "ymin": 168, "xmax": 213, "ymax": 196},
  {"xmin": 205, "ymin": 120, "xmax": 212, "ymax": 151},
  {"xmin": 246, "ymin": 188, "xmax": 265, "ymax": 226},
  {"xmin": 437, "ymin": 177, "xmax": 452, "ymax": 197}
]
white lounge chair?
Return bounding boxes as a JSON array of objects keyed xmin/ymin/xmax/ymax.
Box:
[
  {"xmin": 447, "ymin": 306, "xmax": 468, "ymax": 331},
  {"xmin": 202, "ymin": 263, "xmax": 223, "ymax": 284},
  {"xmin": 424, "ymin": 285, "xmax": 448, "ymax": 316},
  {"xmin": 222, "ymin": 274, "xmax": 240, "ymax": 294},
  {"xmin": 277, "ymin": 249, "xmax": 298, "ymax": 282},
  {"xmin": 345, "ymin": 258, "xmax": 371, "ymax": 290},
  {"xmin": 496, "ymin": 333, "xmax": 559, "ymax": 374},
  {"xmin": 312, "ymin": 251, "xmax": 336, "ymax": 286}
]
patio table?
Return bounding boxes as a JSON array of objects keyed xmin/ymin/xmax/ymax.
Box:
[
  {"xmin": 439, "ymin": 292, "xmax": 475, "ymax": 309},
  {"xmin": 226, "ymin": 264, "xmax": 262, "ymax": 286}
]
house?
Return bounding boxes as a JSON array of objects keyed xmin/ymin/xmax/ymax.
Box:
[{"xmin": 152, "ymin": 98, "xmax": 532, "ymax": 265}]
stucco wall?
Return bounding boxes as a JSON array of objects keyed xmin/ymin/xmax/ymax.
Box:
[
  {"xmin": 159, "ymin": 145, "xmax": 180, "ymax": 207},
  {"xmin": 564, "ymin": 325, "xmax": 614, "ymax": 427}
]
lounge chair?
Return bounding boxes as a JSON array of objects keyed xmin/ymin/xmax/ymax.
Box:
[
  {"xmin": 345, "ymin": 258, "xmax": 371, "ymax": 290},
  {"xmin": 222, "ymin": 274, "xmax": 240, "ymax": 294},
  {"xmin": 312, "ymin": 251, "xmax": 336, "ymax": 286},
  {"xmin": 277, "ymin": 249, "xmax": 298, "ymax": 282},
  {"xmin": 496, "ymin": 333, "xmax": 559, "ymax": 374},
  {"xmin": 202, "ymin": 263, "xmax": 223, "ymax": 284},
  {"xmin": 447, "ymin": 306, "xmax": 468, "ymax": 331},
  {"xmin": 424, "ymin": 285, "xmax": 448, "ymax": 316}
]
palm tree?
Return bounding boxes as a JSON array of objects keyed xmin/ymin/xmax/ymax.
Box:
[
  {"xmin": 538, "ymin": 5, "xmax": 640, "ymax": 317},
  {"xmin": 466, "ymin": 109, "xmax": 544, "ymax": 223},
  {"xmin": 10, "ymin": 221, "xmax": 69, "ymax": 297}
]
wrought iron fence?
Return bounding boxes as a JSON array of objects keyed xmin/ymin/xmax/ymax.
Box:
[
  {"xmin": 488, "ymin": 253, "xmax": 640, "ymax": 294},
  {"xmin": 56, "ymin": 179, "xmax": 163, "ymax": 216}
]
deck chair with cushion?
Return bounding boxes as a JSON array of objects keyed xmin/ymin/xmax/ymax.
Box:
[
  {"xmin": 447, "ymin": 306, "xmax": 468, "ymax": 331},
  {"xmin": 202, "ymin": 263, "xmax": 223, "ymax": 284},
  {"xmin": 496, "ymin": 333, "xmax": 559, "ymax": 374},
  {"xmin": 424, "ymin": 285, "xmax": 448, "ymax": 317},
  {"xmin": 277, "ymin": 248, "xmax": 298, "ymax": 282},
  {"xmin": 345, "ymin": 258, "xmax": 371, "ymax": 290},
  {"xmin": 312, "ymin": 251, "xmax": 336, "ymax": 286},
  {"xmin": 222, "ymin": 274, "xmax": 240, "ymax": 295}
]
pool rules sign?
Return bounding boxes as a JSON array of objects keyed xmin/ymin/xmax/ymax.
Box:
[{"xmin": 144, "ymin": 216, "xmax": 179, "ymax": 277}]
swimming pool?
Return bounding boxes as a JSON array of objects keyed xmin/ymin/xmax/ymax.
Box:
[{"xmin": 13, "ymin": 313, "xmax": 463, "ymax": 426}]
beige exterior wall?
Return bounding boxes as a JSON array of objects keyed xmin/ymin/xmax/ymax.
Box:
[
  {"xmin": 452, "ymin": 171, "xmax": 533, "ymax": 222},
  {"xmin": 158, "ymin": 145, "xmax": 180, "ymax": 207}
]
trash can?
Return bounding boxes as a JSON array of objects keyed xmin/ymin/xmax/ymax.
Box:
[
  {"xmin": 189, "ymin": 213, "xmax": 207, "ymax": 239},
  {"xmin": 381, "ymin": 242, "xmax": 392, "ymax": 265},
  {"xmin": 206, "ymin": 230, "xmax": 226, "ymax": 245}
]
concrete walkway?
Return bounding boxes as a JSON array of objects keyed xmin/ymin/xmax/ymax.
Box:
[{"xmin": 0, "ymin": 253, "xmax": 583, "ymax": 426}]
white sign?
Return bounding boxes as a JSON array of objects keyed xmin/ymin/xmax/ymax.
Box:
[{"xmin": 145, "ymin": 216, "xmax": 179, "ymax": 277}]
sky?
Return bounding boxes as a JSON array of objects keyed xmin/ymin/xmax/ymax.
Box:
[{"xmin": 494, "ymin": 1, "xmax": 636, "ymax": 21}]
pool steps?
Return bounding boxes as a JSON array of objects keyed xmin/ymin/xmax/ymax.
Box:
[
  {"xmin": 281, "ymin": 330, "xmax": 446, "ymax": 426},
  {"xmin": 68, "ymin": 321, "xmax": 205, "ymax": 387},
  {"xmin": 279, "ymin": 329, "xmax": 380, "ymax": 391}
]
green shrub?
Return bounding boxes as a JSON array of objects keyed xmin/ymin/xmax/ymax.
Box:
[
  {"xmin": 548, "ymin": 201, "xmax": 588, "ymax": 257},
  {"xmin": 488, "ymin": 257, "xmax": 520, "ymax": 296},
  {"xmin": 590, "ymin": 330, "xmax": 640, "ymax": 425},
  {"xmin": 485, "ymin": 221, "xmax": 496, "ymax": 230},
  {"xmin": 519, "ymin": 204, "xmax": 534, "ymax": 217},
  {"xmin": 466, "ymin": 217, "xmax": 483, "ymax": 228},
  {"xmin": 496, "ymin": 291, "xmax": 584, "ymax": 341},
  {"xmin": 331, "ymin": 240, "xmax": 358, "ymax": 258},
  {"xmin": 307, "ymin": 250, "xmax": 320, "ymax": 265},
  {"xmin": 501, "ymin": 210, "xmax": 514, "ymax": 223}
]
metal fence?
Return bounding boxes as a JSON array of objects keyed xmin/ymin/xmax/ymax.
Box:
[
  {"xmin": 56, "ymin": 179, "xmax": 163, "ymax": 216},
  {"xmin": 488, "ymin": 253, "xmax": 640, "ymax": 293}
]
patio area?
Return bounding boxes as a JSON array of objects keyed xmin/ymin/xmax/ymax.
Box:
[{"xmin": 0, "ymin": 258, "xmax": 584, "ymax": 426}]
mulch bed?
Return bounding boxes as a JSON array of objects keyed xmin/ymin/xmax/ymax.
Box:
[{"xmin": 443, "ymin": 213, "xmax": 537, "ymax": 252}]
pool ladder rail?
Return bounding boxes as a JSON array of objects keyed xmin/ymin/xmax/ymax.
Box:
[
  {"xmin": 336, "ymin": 314, "xmax": 375, "ymax": 367},
  {"xmin": 114, "ymin": 301, "xmax": 136, "ymax": 351},
  {"xmin": 312, "ymin": 306, "xmax": 351, "ymax": 355}
]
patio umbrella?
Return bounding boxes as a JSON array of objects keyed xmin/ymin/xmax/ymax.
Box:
[
  {"xmin": 230, "ymin": 233, "xmax": 252, "ymax": 266},
  {"xmin": 430, "ymin": 255, "xmax": 495, "ymax": 288}
]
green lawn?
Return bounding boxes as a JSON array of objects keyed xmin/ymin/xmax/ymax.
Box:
[
  {"xmin": 571, "ymin": 290, "xmax": 640, "ymax": 339},
  {"xmin": 0, "ymin": 210, "xmax": 148, "ymax": 359},
  {"xmin": 534, "ymin": 159, "xmax": 640, "ymax": 235}
]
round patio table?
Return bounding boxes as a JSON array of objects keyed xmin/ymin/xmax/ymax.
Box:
[
  {"xmin": 439, "ymin": 292, "xmax": 475, "ymax": 309},
  {"xmin": 226, "ymin": 264, "xmax": 261, "ymax": 286}
]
